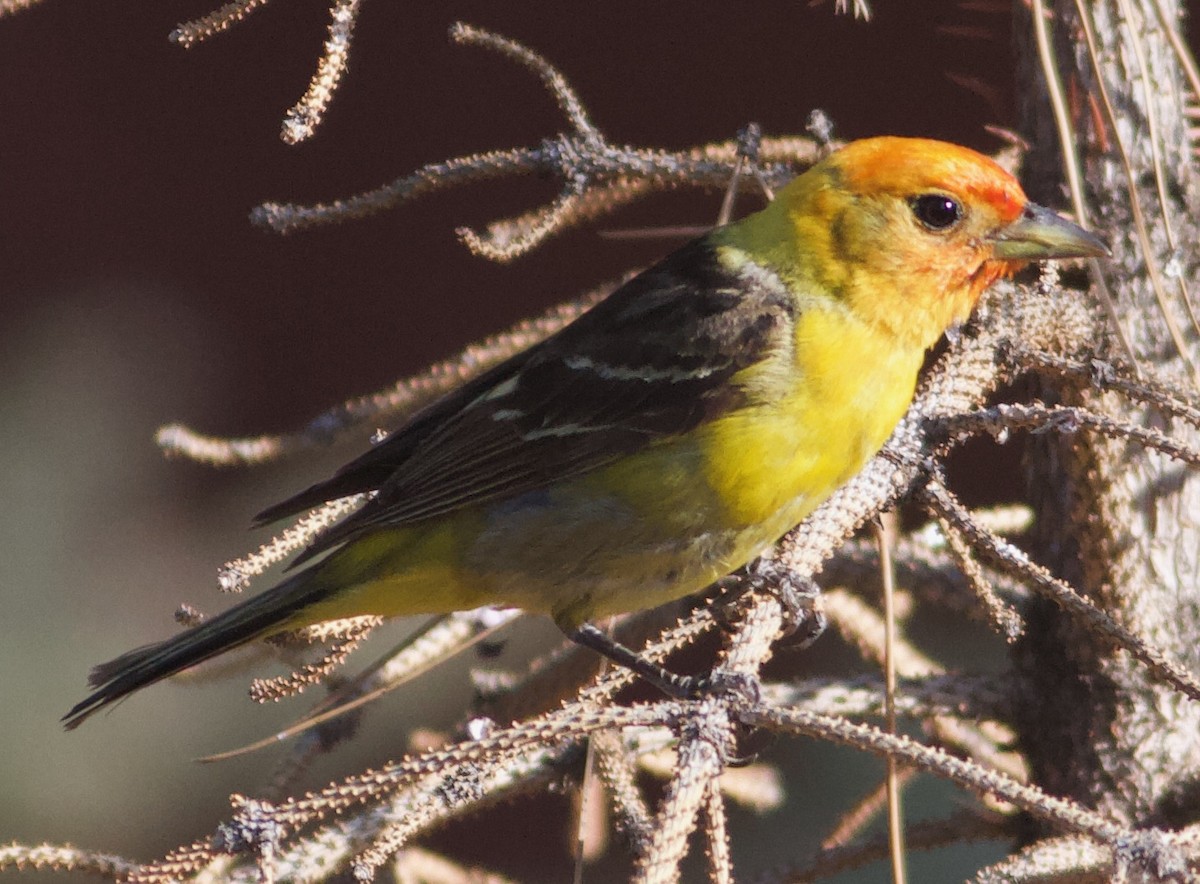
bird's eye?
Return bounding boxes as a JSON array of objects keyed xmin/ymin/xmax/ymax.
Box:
[{"xmin": 911, "ymin": 194, "xmax": 962, "ymax": 231}]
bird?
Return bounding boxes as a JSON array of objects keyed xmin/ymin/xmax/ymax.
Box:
[{"xmin": 64, "ymin": 136, "xmax": 1108, "ymax": 728}]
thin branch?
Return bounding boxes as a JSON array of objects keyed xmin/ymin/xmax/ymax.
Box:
[
  {"xmin": 457, "ymin": 182, "xmax": 585, "ymax": 262},
  {"xmin": 751, "ymin": 810, "xmax": 1008, "ymax": 884},
  {"xmin": 937, "ymin": 401, "xmax": 1200, "ymax": 467},
  {"xmin": 0, "ymin": 843, "xmax": 139, "ymax": 879},
  {"xmin": 591, "ymin": 729, "xmax": 654, "ymax": 852},
  {"xmin": 875, "ymin": 515, "xmax": 908, "ymax": 884},
  {"xmin": 217, "ymin": 609, "xmax": 520, "ymax": 763},
  {"xmin": 921, "ymin": 478, "xmax": 1200, "ymax": 704},
  {"xmin": 821, "ymin": 591, "xmax": 1025, "ymax": 780},
  {"xmin": 819, "ymin": 769, "xmax": 916, "ymax": 854},
  {"xmin": 281, "ymin": 0, "xmax": 361, "ymax": 145},
  {"xmin": 703, "ymin": 775, "xmax": 733, "ymax": 884},
  {"xmin": 217, "ymin": 496, "xmax": 366, "ymax": 593},
  {"xmin": 169, "ymin": 0, "xmax": 272, "ymax": 48},
  {"xmin": 449, "ymin": 22, "xmax": 597, "ymax": 139},
  {"xmin": 974, "ymin": 824, "xmax": 1200, "ymax": 883},
  {"xmin": 157, "ymin": 288, "xmax": 605, "ymax": 466},
  {"xmin": 933, "ymin": 514, "xmax": 1025, "ymax": 640},
  {"xmin": 134, "ymin": 702, "xmax": 677, "ymax": 882},
  {"xmin": 824, "ymin": 526, "xmax": 1031, "ymax": 621},
  {"xmin": 634, "ymin": 595, "xmax": 781, "ymax": 883},
  {"xmin": 252, "ymin": 25, "xmax": 819, "ymax": 244},
  {"xmin": 250, "ymin": 615, "xmax": 381, "ymax": 703},
  {"xmin": 1014, "ymin": 348, "xmax": 1200, "ymax": 427},
  {"xmin": 765, "ymin": 673, "xmax": 1014, "ymax": 725},
  {"xmin": 742, "ymin": 702, "xmax": 1185, "ymax": 875}
]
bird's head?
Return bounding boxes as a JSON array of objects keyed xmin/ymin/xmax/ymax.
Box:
[{"xmin": 739, "ymin": 136, "xmax": 1108, "ymax": 349}]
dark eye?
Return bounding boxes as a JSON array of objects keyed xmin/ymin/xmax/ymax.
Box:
[{"xmin": 911, "ymin": 194, "xmax": 962, "ymax": 230}]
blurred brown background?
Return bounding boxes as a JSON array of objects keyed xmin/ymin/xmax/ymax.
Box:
[{"xmin": 0, "ymin": 2, "xmax": 1177, "ymax": 880}]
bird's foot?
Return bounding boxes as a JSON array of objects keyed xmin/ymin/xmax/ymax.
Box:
[{"xmin": 745, "ymin": 556, "xmax": 827, "ymax": 647}]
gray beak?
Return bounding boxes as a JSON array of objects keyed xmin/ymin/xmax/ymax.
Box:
[{"xmin": 990, "ymin": 203, "xmax": 1110, "ymax": 260}]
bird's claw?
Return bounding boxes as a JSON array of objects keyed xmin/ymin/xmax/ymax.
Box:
[{"xmin": 746, "ymin": 558, "xmax": 827, "ymax": 646}]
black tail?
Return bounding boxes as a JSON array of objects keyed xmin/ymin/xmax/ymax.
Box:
[{"xmin": 63, "ymin": 570, "xmax": 328, "ymax": 729}]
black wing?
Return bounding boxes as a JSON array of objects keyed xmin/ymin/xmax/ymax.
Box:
[{"xmin": 258, "ymin": 238, "xmax": 794, "ymax": 564}]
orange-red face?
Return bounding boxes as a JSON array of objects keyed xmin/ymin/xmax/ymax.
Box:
[{"xmin": 798, "ymin": 137, "xmax": 1106, "ymax": 344}]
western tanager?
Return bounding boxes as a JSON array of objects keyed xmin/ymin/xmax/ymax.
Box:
[{"xmin": 65, "ymin": 137, "xmax": 1106, "ymax": 728}]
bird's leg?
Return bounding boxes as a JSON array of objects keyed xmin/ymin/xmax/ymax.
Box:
[
  {"xmin": 567, "ymin": 622, "xmax": 760, "ymax": 703},
  {"xmin": 568, "ymin": 622, "xmax": 697, "ymax": 698}
]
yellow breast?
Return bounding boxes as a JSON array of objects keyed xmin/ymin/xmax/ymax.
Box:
[{"xmin": 699, "ymin": 304, "xmax": 924, "ymax": 537}]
